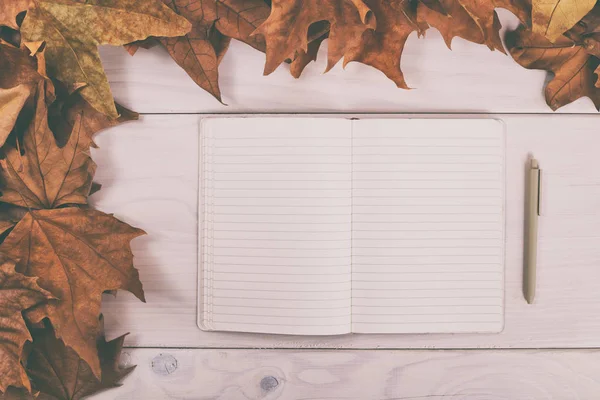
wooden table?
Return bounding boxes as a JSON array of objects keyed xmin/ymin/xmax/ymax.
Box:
[{"xmin": 94, "ymin": 11, "xmax": 600, "ymax": 399}]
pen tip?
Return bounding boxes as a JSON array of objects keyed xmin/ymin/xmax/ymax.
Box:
[{"xmin": 531, "ymin": 159, "xmax": 539, "ymax": 169}]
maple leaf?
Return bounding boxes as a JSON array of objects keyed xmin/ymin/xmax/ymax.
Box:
[
  {"xmin": 255, "ymin": 0, "xmax": 376, "ymax": 76},
  {"xmin": 507, "ymin": 25, "xmax": 600, "ymax": 110},
  {"xmin": 0, "ymin": 42, "xmax": 54, "ymax": 145},
  {"xmin": 0, "ymin": 85, "xmax": 31, "ymax": 148},
  {"xmin": 27, "ymin": 322, "xmax": 134, "ymax": 400},
  {"xmin": 0, "ymin": 256, "xmax": 53, "ymax": 394},
  {"xmin": 0, "ymin": 83, "xmax": 96, "ymax": 209},
  {"xmin": 532, "ymin": 0, "xmax": 596, "ymax": 42},
  {"xmin": 0, "ymin": 208, "xmax": 145, "ymax": 379},
  {"xmin": 20, "ymin": 0, "xmax": 192, "ymax": 119},
  {"xmin": 47, "ymin": 82, "xmax": 138, "ymax": 148},
  {"xmin": 0, "ymin": 0, "xmax": 32, "ymax": 30},
  {"xmin": 140, "ymin": 0, "xmax": 271, "ymax": 101}
]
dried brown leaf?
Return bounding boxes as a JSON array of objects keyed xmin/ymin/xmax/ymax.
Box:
[
  {"xmin": 343, "ymin": 0, "xmax": 424, "ymax": 89},
  {"xmin": 27, "ymin": 324, "xmax": 134, "ymax": 400},
  {"xmin": 419, "ymin": 0, "xmax": 530, "ymax": 52},
  {"xmin": 290, "ymin": 33, "xmax": 328, "ymax": 78},
  {"xmin": 47, "ymin": 82, "xmax": 138, "ymax": 148},
  {"xmin": 533, "ymin": 0, "xmax": 596, "ymax": 41},
  {"xmin": 0, "ymin": 208, "xmax": 145, "ymax": 378},
  {"xmin": 0, "ymin": 84, "xmax": 96, "ymax": 209},
  {"xmin": 0, "ymin": 0, "xmax": 32, "ymax": 30},
  {"xmin": 255, "ymin": 0, "xmax": 376, "ymax": 75},
  {"xmin": 0, "ymin": 257, "xmax": 53, "ymax": 394},
  {"xmin": 21, "ymin": 0, "xmax": 191, "ymax": 118},
  {"xmin": 0, "ymin": 85, "xmax": 31, "ymax": 148},
  {"xmin": 508, "ymin": 25, "xmax": 600, "ymax": 110},
  {"xmin": 153, "ymin": 0, "xmax": 269, "ymax": 100}
]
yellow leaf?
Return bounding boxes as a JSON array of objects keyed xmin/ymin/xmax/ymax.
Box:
[
  {"xmin": 532, "ymin": 0, "xmax": 596, "ymax": 41},
  {"xmin": 21, "ymin": 0, "xmax": 191, "ymax": 119}
]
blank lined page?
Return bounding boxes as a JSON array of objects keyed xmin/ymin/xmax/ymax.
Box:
[
  {"xmin": 199, "ymin": 117, "xmax": 352, "ymax": 335},
  {"xmin": 351, "ymin": 119, "xmax": 505, "ymax": 333}
]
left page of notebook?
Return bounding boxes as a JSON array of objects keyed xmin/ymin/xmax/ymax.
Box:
[{"xmin": 199, "ymin": 117, "xmax": 353, "ymax": 335}]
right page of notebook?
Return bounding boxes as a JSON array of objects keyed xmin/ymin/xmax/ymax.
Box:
[{"xmin": 351, "ymin": 119, "xmax": 505, "ymax": 334}]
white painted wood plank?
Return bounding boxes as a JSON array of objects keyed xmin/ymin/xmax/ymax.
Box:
[
  {"xmin": 100, "ymin": 11, "xmax": 599, "ymax": 115},
  {"xmin": 93, "ymin": 114, "xmax": 600, "ymax": 349},
  {"xmin": 95, "ymin": 348, "xmax": 600, "ymax": 399}
]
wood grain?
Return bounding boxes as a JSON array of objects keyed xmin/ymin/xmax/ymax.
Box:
[
  {"xmin": 93, "ymin": 113, "xmax": 600, "ymax": 349},
  {"xmin": 100, "ymin": 10, "xmax": 600, "ymax": 115},
  {"xmin": 94, "ymin": 348, "xmax": 600, "ymax": 399}
]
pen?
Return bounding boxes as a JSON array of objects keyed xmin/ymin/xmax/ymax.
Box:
[{"xmin": 524, "ymin": 158, "xmax": 541, "ymax": 304}]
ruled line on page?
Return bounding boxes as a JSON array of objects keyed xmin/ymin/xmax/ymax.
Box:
[
  {"xmin": 350, "ymin": 119, "xmax": 505, "ymax": 334},
  {"xmin": 199, "ymin": 117, "xmax": 354, "ymax": 334}
]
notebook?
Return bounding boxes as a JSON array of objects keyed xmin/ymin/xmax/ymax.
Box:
[{"xmin": 198, "ymin": 117, "xmax": 505, "ymax": 335}]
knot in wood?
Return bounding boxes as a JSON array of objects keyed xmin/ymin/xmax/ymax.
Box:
[
  {"xmin": 151, "ymin": 353, "xmax": 178, "ymax": 376},
  {"xmin": 260, "ymin": 375, "xmax": 279, "ymax": 391}
]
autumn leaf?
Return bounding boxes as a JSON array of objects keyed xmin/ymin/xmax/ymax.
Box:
[
  {"xmin": 0, "ymin": 42, "xmax": 53, "ymax": 117},
  {"xmin": 0, "ymin": 256, "xmax": 53, "ymax": 394},
  {"xmin": 0, "ymin": 85, "xmax": 31, "ymax": 148},
  {"xmin": 508, "ymin": 25, "xmax": 600, "ymax": 110},
  {"xmin": 341, "ymin": 0, "xmax": 426, "ymax": 89},
  {"xmin": 0, "ymin": 0, "xmax": 32, "ymax": 30},
  {"xmin": 255, "ymin": 0, "xmax": 376, "ymax": 76},
  {"xmin": 20, "ymin": 0, "xmax": 192, "ymax": 119},
  {"xmin": 419, "ymin": 0, "xmax": 530, "ymax": 52},
  {"xmin": 47, "ymin": 82, "xmax": 138, "ymax": 148},
  {"xmin": 290, "ymin": 28, "xmax": 329, "ymax": 78},
  {"xmin": 158, "ymin": 19, "xmax": 231, "ymax": 102},
  {"xmin": 27, "ymin": 323, "xmax": 134, "ymax": 400},
  {"xmin": 0, "ymin": 387, "xmax": 36, "ymax": 400},
  {"xmin": 458, "ymin": 0, "xmax": 530, "ymax": 47},
  {"xmin": 533, "ymin": 0, "xmax": 596, "ymax": 41},
  {"xmin": 419, "ymin": 0, "xmax": 498, "ymax": 50},
  {"xmin": 144, "ymin": 0, "xmax": 271, "ymax": 101},
  {"xmin": 0, "ymin": 26, "xmax": 23, "ymax": 49},
  {"xmin": 0, "ymin": 208, "xmax": 145, "ymax": 379},
  {"xmin": 0, "ymin": 83, "xmax": 96, "ymax": 209}
]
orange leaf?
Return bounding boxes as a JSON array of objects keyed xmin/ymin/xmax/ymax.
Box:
[
  {"xmin": 255, "ymin": 0, "xmax": 375, "ymax": 75},
  {"xmin": 508, "ymin": 25, "xmax": 600, "ymax": 110},
  {"xmin": 0, "ymin": 257, "xmax": 53, "ymax": 394},
  {"xmin": 0, "ymin": 208, "xmax": 145, "ymax": 379}
]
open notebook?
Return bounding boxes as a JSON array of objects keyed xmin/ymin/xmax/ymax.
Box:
[{"xmin": 199, "ymin": 117, "xmax": 505, "ymax": 335}]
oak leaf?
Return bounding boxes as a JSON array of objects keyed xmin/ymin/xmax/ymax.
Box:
[
  {"xmin": 255, "ymin": 0, "xmax": 376, "ymax": 76},
  {"xmin": 508, "ymin": 25, "xmax": 600, "ymax": 110},
  {"xmin": 342, "ymin": 0, "xmax": 425, "ymax": 89},
  {"xmin": 27, "ymin": 324, "xmax": 134, "ymax": 400},
  {"xmin": 0, "ymin": 257, "xmax": 53, "ymax": 394},
  {"xmin": 0, "ymin": 84, "xmax": 96, "ymax": 209},
  {"xmin": 532, "ymin": 0, "xmax": 596, "ymax": 41},
  {"xmin": 0, "ymin": 208, "xmax": 145, "ymax": 379},
  {"xmin": 290, "ymin": 29, "xmax": 328, "ymax": 78},
  {"xmin": 20, "ymin": 0, "xmax": 192, "ymax": 119},
  {"xmin": 419, "ymin": 0, "xmax": 530, "ymax": 52}
]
